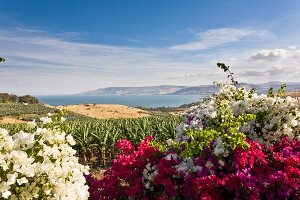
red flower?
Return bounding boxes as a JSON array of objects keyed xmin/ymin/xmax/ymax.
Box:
[{"xmin": 86, "ymin": 136, "xmax": 300, "ymax": 199}]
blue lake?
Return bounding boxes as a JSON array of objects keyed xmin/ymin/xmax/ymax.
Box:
[{"xmin": 36, "ymin": 95, "xmax": 208, "ymax": 108}]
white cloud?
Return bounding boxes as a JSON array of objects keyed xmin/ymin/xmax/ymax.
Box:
[
  {"xmin": 0, "ymin": 29, "xmax": 215, "ymax": 94},
  {"xmin": 248, "ymin": 48, "xmax": 288, "ymax": 61},
  {"xmin": 1, "ymin": 28, "xmax": 299, "ymax": 95},
  {"xmin": 248, "ymin": 47, "xmax": 300, "ymax": 61},
  {"xmin": 170, "ymin": 28, "xmax": 270, "ymax": 51},
  {"xmin": 288, "ymin": 45, "xmax": 297, "ymax": 50}
]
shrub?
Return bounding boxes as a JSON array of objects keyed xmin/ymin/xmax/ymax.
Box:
[
  {"xmin": 0, "ymin": 115, "xmax": 89, "ymax": 199},
  {"xmin": 18, "ymin": 95, "xmax": 39, "ymax": 104},
  {"xmin": 0, "ymin": 93, "xmax": 39, "ymax": 104},
  {"xmin": 87, "ymin": 65, "xmax": 300, "ymax": 199},
  {"xmin": 87, "ymin": 136, "xmax": 299, "ymax": 199}
]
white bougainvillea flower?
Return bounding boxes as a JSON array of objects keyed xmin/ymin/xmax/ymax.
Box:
[{"xmin": 0, "ymin": 115, "xmax": 89, "ymax": 199}]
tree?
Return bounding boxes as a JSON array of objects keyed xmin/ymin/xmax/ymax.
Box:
[
  {"xmin": 0, "ymin": 93, "xmax": 18, "ymax": 103},
  {"xmin": 0, "ymin": 57, "xmax": 5, "ymax": 62},
  {"xmin": 18, "ymin": 95, "xmax": 39, "ymax": 104}
]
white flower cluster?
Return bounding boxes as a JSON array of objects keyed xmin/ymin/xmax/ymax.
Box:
[
  {"xmin": 176, "ymin": 83, "xmax": 300, "ymax": 144},
  {"xmin": 164, "ymin": 153, "xmax": 178, "ymax": 161},
  {"xmin": 0, "ymin": 116, "xmax": 89, "ymax": 199},
  {"xmin": 175, "ymin": 158, "xmax": 202, "ymax": 176},
  {"xmin": 231, "ymin": 94, "xmax": 300, "ymax": 143},
  {"xmin": 142, "ymin": 163, "xmax": 158, "ymax": 191},
  {"xmin": 175, "ymin": 123, "xmax": 189, "ymax": 142},
  {"xmin": 213, "ymin": 137, "xmax": 226, "ymax": 157},
  {"xmin": 176, "ymin": 100, "xmax": 217, "ymax": 142}
]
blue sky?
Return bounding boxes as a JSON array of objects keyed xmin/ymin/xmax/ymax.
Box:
[{"xmin": 0, "ymin": 0, "xmax": 300, "ymax": 94}]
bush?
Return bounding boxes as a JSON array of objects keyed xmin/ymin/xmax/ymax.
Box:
[
  {"xmin": 0, "ymin": 93, "xmax": 39, "ymax": 104},
  {"xmin": 0, "ymin": 115, "xmax": 89, "ymax": 199},
  {"xmin": 87, "ymin": 81, "xmax": 300, "ymax": 199},
  {"xmin": 87, "ymin": 136, "xmax": 299, "ymax": 199},
  {"xmin": 0, "ymin": 93, "xmax": 18, "ymax": 103},
  {"xmin": 18, "ymin": 95, "xmax": 39, "ymax": 104}
]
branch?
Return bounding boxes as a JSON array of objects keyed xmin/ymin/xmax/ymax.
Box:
[{"xmin": 217, "ymin": 62, "xmax": 238, "ymax": 86}]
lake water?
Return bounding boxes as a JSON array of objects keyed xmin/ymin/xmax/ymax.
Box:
[{"xmin": 36, "ymin": 95, "xmax": 208, "ymax": 108}]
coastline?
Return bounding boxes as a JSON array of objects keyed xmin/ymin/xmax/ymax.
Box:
[{"xmin": 2, "ymin": 90, "xmax": 299, "ymax": 124}]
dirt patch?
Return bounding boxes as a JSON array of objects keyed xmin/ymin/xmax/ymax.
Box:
[
  {"xmin": 284, "ymin": 91, "xmax": 300, "ymax": 98},
  {"xmin": 90, "ymin": 169, "xmax": 107, "ymax": 180},
  {"xmin": 0, "ymin": 116, "xmax": 24, "ymax": 124},
  {"xmin": 58, "ymin": 104, "xmax": 150, "ymax": 119}
]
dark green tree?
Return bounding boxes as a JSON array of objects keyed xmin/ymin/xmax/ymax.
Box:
[
  {"xmin": 18, "ymin": 95, "xmax": 39, "ymax": 104},
  {"xmin": 0, "ymin": 93, "xmax": 17, "ymax": 103}
]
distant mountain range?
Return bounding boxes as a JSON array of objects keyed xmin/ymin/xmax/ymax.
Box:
[
  {"xmin": 79, "ymin": 82, "xmax": 300, "ymax": 95},
  {"xmin": 79, "ymin": 85, "xmax": 187, "ymax": 95}
]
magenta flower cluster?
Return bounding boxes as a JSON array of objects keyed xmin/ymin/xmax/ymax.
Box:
[{"xmin": 86, "ymin": 135, "xmax": 299, "ymax": 199}]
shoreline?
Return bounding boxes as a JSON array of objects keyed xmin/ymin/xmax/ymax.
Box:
[{"xmin": 2, "ymin": 90, "xmax": 299, "ymax": 124}]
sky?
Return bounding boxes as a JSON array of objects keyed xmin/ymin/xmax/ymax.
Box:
[{"xmin": 0, "ymin": 0, "xmax": 300, "ymax": 95}]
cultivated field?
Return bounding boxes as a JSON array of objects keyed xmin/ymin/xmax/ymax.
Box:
[
  {"xmin": 0, "ymin": 109, "xmax": 181, "ymax": 167},
  {"xmin": 0, "ymin": 102, "xmax": 96, "ymax": 123}
]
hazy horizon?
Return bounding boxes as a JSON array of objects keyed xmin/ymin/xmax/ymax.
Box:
[
  {"xmin": 1, "ymin": 0, "xmax": 300, "ymax": 95},
  {"xmin": 35, "ymin": 81, "xmax": 300, "ymax": 96}
]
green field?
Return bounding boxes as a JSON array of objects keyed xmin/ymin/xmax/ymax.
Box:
[
  {"xmin": 0, "ymin": 115, "xmax": 182, "ymax": 167},
  {"xmin": 0, "ymin": 103, "xmax": 92, "ymax": 121},
  {"xmin": 0, "ymin": 102, "xmax": 182, "ymax": 167}
]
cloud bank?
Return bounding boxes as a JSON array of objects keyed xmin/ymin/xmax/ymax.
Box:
[
  {"xmin": 248, "ymin": 47, "xmax": 300, "ymax": 61},
  {"xmin": 0, "ymin": 28, "xmax": 299, "ymax": 95}
]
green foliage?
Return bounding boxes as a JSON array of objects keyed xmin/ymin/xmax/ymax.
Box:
[
  {"xmin": 0, "ymin": 103, "xmax": 91, "ymax": 121},
  {"xmin": 175, "ymin": 100, "xmax": 255, "ymax": 158},
  {"xmin": 0, "ymin": 93, "xmax": 39, "ymax": 104},
  {"xmin": 267, "ymin": 84, "xmax": 287, "ymax": 97},
  {"xmin": 267, "ymin": 87, "xmax": 275, "ymax": 97},
  {"xmin": 0, "ymin": 123, "xmax": 32, "ymax": 133},
  {"xmin": 277, "ymin": 84, "xmax": 287, "ymax": 95},
  {"xmin": 0, "ymin": 103, "xmax": 56, "ymax": 117},
  {"xmin": 18, "ymin": 95, "xmax": 39, "ymax": 104},
  {"xmin": 0, "ymin": 57, "xmax": 5, "ymax": 62},
  {"xmin": 217, "ymin": 62, "xmax": 238, "ymax": 86},
  {"xmin": 0, "ymin": 93, "xmax": 18, "ymax": 103},
  {"xmin": 248, "ymin": 88, "xmax": 257, "ymax": 98}
]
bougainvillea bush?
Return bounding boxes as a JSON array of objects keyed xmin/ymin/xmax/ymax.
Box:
[
  {"xmin": 86, "ymin": 66, "xmax": 300, "ymax": 199},
  {"xmin": 0, "ymin": 114, "xmax": 89, "ymax": 199}
]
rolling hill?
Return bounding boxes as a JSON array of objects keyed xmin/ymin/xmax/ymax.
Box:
[{"xmin": 79, "ymin": 82, "xmax": 300, "ymax": 95}]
